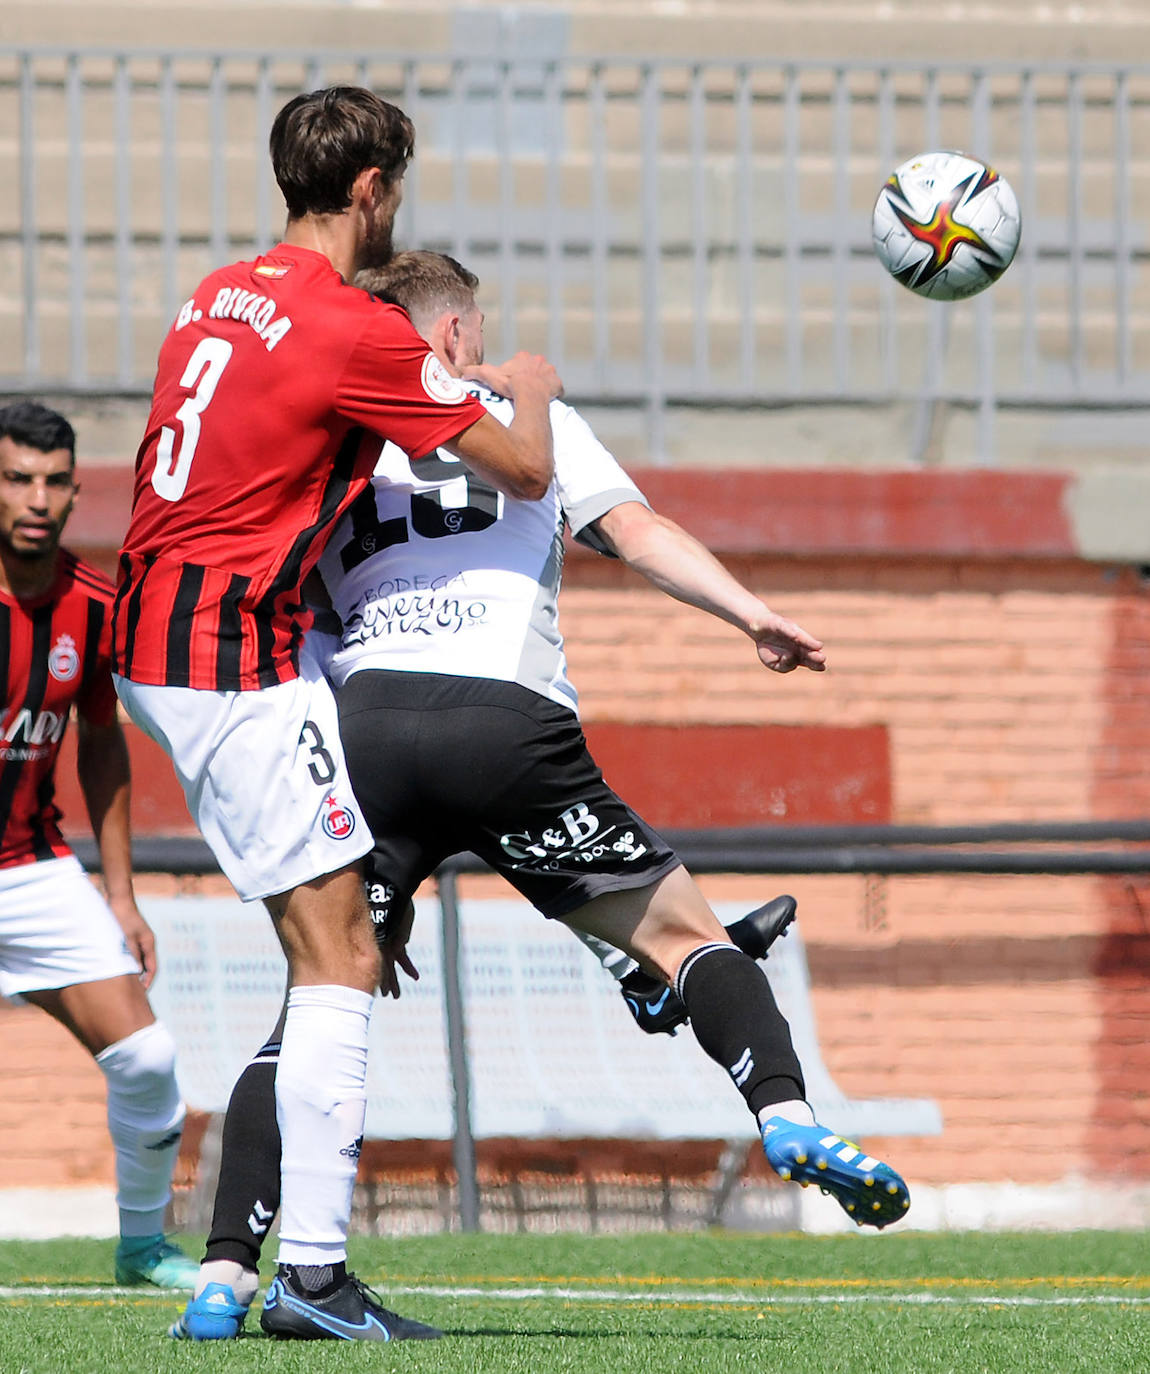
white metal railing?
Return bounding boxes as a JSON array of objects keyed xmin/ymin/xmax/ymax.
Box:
[{"xmin": 2, "ymin": 47, "xmax": 1149, "ymax": 460}]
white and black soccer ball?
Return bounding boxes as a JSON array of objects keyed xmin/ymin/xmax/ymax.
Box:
[{"xmin": 871, "ymin": 150, "xmax": 1022, "ymax": 301}]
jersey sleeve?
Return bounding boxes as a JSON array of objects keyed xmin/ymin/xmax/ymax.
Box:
[
  {"xmin": 336, "ymin": 304, "xmax": 488, "ymax": 459},
  {"xmin": 552, "ymin": 401, "xmax": 649, "ymax": 554},
  {"xmin": 75, "ymin": 611, "xmax": 119, "ymax": 727}
]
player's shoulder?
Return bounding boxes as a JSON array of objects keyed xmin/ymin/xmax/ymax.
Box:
[
  {"xmin": 56, "ymin": 549, "xmax": 115, "ymax": 606},
  {"xmin": 206, "ymin": 248, "xmax": 394, "ymax": 318}
]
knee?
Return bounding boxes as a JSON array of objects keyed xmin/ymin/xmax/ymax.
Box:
[
  {"xmin": 97, "ymin": 1020, "xmax": 176, "ymax": 1085},
  {"xmin": 350, "ymin": 932, "xmax": 382, "ymax": 992},
  {"xmin": 297, "ymin": 924, "xmax": 381, "ymax": 993},
  {"xmin": 274, "ymin": 874, "xmax": 381, "ymax": 993},
  {"xmin": 642, "ymin": 922, "xmax": 735, "ymax": 987},
  {"xmin": 95, "ymin": 1021, "xmax": 184, "ymax": 1115}
]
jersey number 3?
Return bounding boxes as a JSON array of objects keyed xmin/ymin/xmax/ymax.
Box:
[{"xmin": 152, "ymin": 337, "xmax": 234, "ymax": 502}]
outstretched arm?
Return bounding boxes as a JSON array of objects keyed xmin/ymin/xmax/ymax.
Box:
[
  {"xmin": 76, "ymin": 716, "xmax": 156, "ymax": 986},
  {"xmin": 590, "ymin": 501, "xmax": 827, "ymax": 674}
]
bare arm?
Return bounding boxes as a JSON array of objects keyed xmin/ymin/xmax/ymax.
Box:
[
  {"xmin": 591, "ymin": 502, "xmax": 827, "ymax": 674},
  {"xmin": 76, "ymin": 716, "xmax": 156, "ymax": 986},
  {"xmin": 438, "ymin": 352, "xmax": 561, "ymax": 501}
]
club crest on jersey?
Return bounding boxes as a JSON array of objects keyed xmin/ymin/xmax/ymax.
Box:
[
  {"xmin": 321, "ymin": 793, "xmax": 357, "ymax": 841},
  {"xmin": 421, "ymin": 352, "xmax": 468, "ymax": 404},
  {"xmin": 48, "ymin": 633, "xmax": 80, "ymax": 683}
]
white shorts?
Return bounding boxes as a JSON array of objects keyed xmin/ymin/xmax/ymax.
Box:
[
  {"xmin": 0, "ymin": 855, "xmax": 141, "ymax": 1001},
  {"xmin": 113, "ymin": 647, "xmax": 372, "ymax": 902}
]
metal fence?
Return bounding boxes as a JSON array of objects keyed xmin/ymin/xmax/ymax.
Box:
[{"xmin": 3, "ymin": 46, "xmax": 1149, "ymax": 459}]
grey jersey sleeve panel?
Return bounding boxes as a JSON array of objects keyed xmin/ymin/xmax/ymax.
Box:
[{"xmin": 567, "ymin": 490, "xmax": 651, "ymax": 556}]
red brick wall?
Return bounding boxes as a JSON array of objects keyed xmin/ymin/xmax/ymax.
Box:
[
  {"xmin": 582, "ymin": 722, "xmax": 891, "ymax": 826},
  {"xmin": 1089, "ymin": 583, "xmax": 1150, "ymax": 1178},
  {"xmin": 558, "ymin": 553, "xmax": 1142, "ymax": 1187}
]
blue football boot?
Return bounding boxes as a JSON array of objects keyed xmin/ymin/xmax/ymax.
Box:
[
  {"xmin": 761, "ymin": 1117, "xmax": 911, "ymax": 1228},
  {"xmin": 169, "ymin": 1281, "xmax": 254, "ymax": 1340}
]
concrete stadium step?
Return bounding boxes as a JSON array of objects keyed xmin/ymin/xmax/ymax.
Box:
[{"xmin": 4, "ymin": 1, "xmax": 1150, "ymax": 68}]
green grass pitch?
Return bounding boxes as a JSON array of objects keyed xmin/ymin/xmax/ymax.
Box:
[{"xmin": 2, "ymin": 1230, "xmax": 1149, "ymax": 1373}]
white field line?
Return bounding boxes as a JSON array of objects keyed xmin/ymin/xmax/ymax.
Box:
[{"xmin": 3, "ymin": 1282, "xmax": 1150, "ymax": 1309}]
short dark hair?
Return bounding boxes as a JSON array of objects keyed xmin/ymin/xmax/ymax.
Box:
[
  {"xmin": 270, "ymin": 86, "xmax": 415, "ymax": 219},
  {"xmin": 0, "ymin": 401, "xmax": 75, "ymax": 462},
  {"xmin": 356, "ymin": 251, "xmax": 479, "ymax": 330}
]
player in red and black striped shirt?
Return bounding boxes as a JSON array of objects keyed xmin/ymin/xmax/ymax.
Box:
[
  {"xmin": 0, "ymin": 401, "xmax": 198, "ymax": 1289},
  {"xmin": 0, "ymin": 547, "xmax": 116, "ymax": 869},
  {"xmin": 111, "ymin": 87, "xmax": 561, "ymax": 1343}
]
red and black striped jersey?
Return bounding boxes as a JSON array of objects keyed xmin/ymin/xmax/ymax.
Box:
[
  {"xmin": 111, "ymin": 243, "xmax": 486, "ymax": 691},
  {"xmin": 0, "ymin": 550, "xmax": 118, "ymax": 869}
]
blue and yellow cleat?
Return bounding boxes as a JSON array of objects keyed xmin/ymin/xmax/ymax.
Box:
[
  {"xmin": 114, "ymin": 1234, "xmax": 200, "ymax": 1289},
  {"xmin": 760, "ymin": 1117, "xmax": 911, "ymax": 1228},
  {"xmin": 169, "ymin": 1282, "xmax": 253, "ymax": 1340}
]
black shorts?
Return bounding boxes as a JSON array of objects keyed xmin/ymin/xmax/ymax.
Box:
[{"xmin": 336, "ymin": 670, "xmax": 680, "ymax": 926}]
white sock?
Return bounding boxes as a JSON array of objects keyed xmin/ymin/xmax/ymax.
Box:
[
  {"xmin": 95, "ymin": 1021, "xmax": 186, "ymax": 1239},
  {"xmin": 757, "ymin": 1098, "xmax": 817, "ymax": 1130},
  {"xmin": 195, "ymin": 1259, "xmax": 260, "ymax": 1304},
  {"xmin": 274, "ymin": 984, "xmax": 373, "ymax": 1268}
]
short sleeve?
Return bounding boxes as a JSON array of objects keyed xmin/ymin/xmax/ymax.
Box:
[
  {"xmin": 551, "ymin": 401, "xmax": 649, "ymax": 554},
  {"xmin": 336, "ymin": 303, "xmax": 488, "ymax": 459},
  {"xmin": 75, "ymin": 610, "xmax": 118, "ymax": 727}
]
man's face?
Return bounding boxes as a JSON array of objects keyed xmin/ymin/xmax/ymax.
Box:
[
  {"xmin": 453, "ymin": 303, "xmax": 485, "ymax": 369},
  {"xmin": 0, "ymin": 437, "xmax": 76, "ymax": 563},
  {"xmin": 360, "ymin": 172, "xmax": 405, "ymax": 271}
]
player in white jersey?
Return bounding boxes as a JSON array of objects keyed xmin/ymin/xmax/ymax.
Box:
[
  {"xmin": 171, "ymin": 252, "xmax": 910, "ymax": 1341},
  {"xmin": 319, "ymin": 283, "xmax": 796, "ymax": 1009},
  {"xmin": 322, "ymin": 378, "xmax": 636, "ymax": 711}
]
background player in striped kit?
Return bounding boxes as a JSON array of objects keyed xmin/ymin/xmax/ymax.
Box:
[
  {"xmin": 170, "ymin": 252, "xmax": 910, "ymax": 1342},
  {"xmin": 0, "ymin": 401, "xmax": 197, "ymax": 1289}
]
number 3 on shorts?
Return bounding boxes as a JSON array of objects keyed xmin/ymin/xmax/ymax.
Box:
[
  {"xmin": 152, "ymin": 337, "xmax": 234, "ymax": 502},
  {"xmin": 300, "ymin": 719, "xmax": 336, "ymax": 786}
]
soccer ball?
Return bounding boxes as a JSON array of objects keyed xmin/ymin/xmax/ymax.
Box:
[{"xmin": 871, "ymin": 150, "xmax": 1022, "ymax": 301}]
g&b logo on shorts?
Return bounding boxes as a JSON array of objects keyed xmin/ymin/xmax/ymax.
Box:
[{"xmin": 321, "ymin": 793, "xmax": 357, "ymax": 841}]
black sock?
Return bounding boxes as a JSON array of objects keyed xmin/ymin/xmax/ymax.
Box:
[
  {"xmin": 281, "ymin": 1261, "xmax": 347, "ymax": 1297},
  {"xmin": 203, "ymin": 1035, "xmax": 283, "ymax": 1272},
  {"xmin": 676, "ymin": 944, "xmax": 805, "ymax": 1117}
]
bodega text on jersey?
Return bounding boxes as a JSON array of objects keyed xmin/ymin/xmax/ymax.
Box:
[{"xmin": 344, "ymin": 589, "xmax": 488, "ymax": 644}]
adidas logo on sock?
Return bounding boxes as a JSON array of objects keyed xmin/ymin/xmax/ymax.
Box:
[
  {"xmin": 339, "ymin": 1136, "xmax": 363, "ymax": 1160},
  {"xmin": 730, "ymin": 1048, "xmax": 755, "ymax": 1087}
]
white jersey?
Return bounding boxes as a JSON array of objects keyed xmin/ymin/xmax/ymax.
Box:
[{"xmin": 316, "ymin": 384, "xmax": 647, "ymax": 715}]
